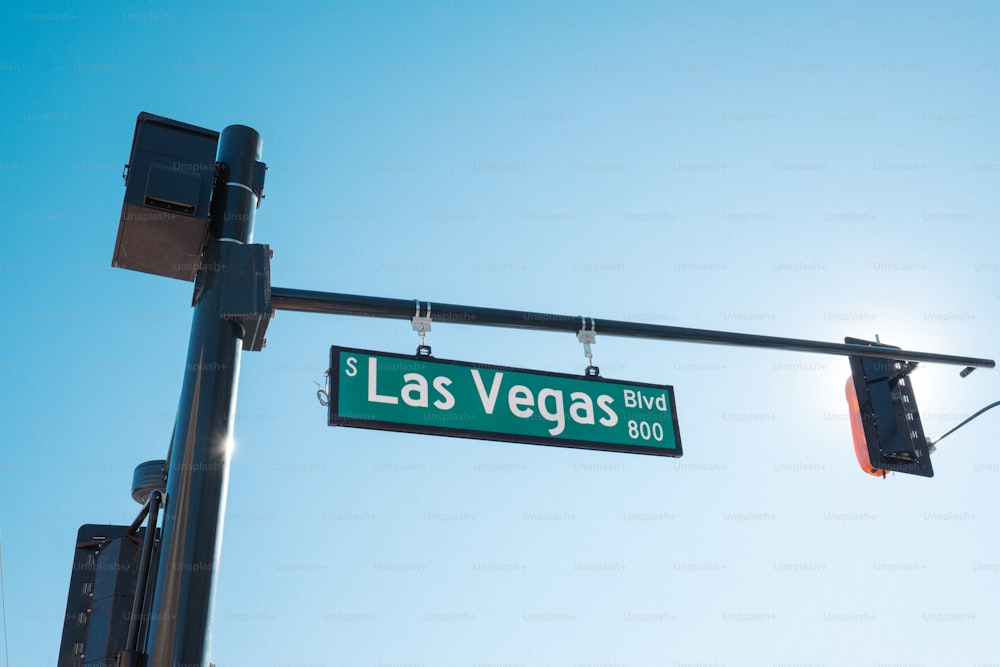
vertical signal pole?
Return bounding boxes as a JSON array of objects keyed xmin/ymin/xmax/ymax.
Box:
[{"xmin": 143, "ymin": 125, "xmax": 264, "ymax": 667}]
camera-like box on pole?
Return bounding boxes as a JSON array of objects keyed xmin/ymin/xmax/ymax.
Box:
[{"xmin": 113, "ymin": 112, "xmax": 219, "ymax": 281}]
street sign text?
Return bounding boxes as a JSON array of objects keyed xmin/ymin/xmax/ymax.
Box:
[{"xmin": 328, "ymin": 346, "xmax": 682, "ymax": 457}]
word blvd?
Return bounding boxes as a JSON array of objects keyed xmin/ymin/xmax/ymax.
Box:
[{"xmin": 623, "ymin": 389, "xmax": 668, "ymax": 412}]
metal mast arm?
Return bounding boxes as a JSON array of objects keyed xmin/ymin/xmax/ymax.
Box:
[{"xmin": 270, "ymin": 287, "xmax": 995, "ymax": 370}]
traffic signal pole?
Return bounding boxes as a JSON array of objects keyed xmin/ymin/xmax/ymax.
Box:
[
  {"xmin": 269, "ymin": 287, "xmax": 995, "ymax": 370},
  {"xmin": 142, "ymin": 125, "xmax": 264, "ymax": 667},
  {"xmin": 99, "ymin": 112, "xmax": 995, "ymax": 667}
]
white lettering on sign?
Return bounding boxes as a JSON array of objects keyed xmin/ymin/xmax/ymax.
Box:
[
  {"xmin": 401, "ymin": 373, "xmax": 429, "ymax": 407},
  {"xmin": 569, "ymin": 391, "xmax": 594, "ymax": 425},
  {"xmin": 362, "ymin": 357, "xmax": 456, "ymax": 409},
  {"xmin": 508, "ymin": 385, "xmax": 534, "ymax": 418},
  {"xmin": 432, "ymin": 376, "xmax": 455, "ymax": 410},
  {"xmin": 537, "ymin": 388, "xmax": 565, "ymax": 435},
  {"xmin": 350, "ymin": 354, "xmax": 673, "ymax": 439},
  {"xmin": 623, "ymin": 389, "xmax": 668, "ymax": 412},
  {"xmin": 367, "ymin": 357, "xmax": 398, "ymax": 404},
  {"xmin": 597, "ymin": 395, "xmax": 618, "ymax": 427},
  {"xmin": 471, "ymin": 370, "xmax": 503, "ymax": 414}
]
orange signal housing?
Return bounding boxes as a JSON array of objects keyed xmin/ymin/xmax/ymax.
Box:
[{"xmin": 845, "ymin": 377, "xmax": 886, "ymax": 477}]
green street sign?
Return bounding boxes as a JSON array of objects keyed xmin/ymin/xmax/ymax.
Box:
[{"xmin": 328, "ymin": 346, "xmax": 682, "ymax": 457}]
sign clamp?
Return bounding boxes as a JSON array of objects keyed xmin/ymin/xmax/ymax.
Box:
[
  {"xmin": 413, "ymin": 300, "xmax": 433, "ymax": 357},
  {"xmin": 578, "ymin": 316, "xmax": 599, "ymax": 377}
]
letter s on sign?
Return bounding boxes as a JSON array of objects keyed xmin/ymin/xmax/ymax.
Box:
[
  {"xmin": 345, "ymin": 356, "xmax": 358, "ymax": 377},
  {"xmin": 597, "ymin": 395, "xmax": 618, "ymax": 427}
]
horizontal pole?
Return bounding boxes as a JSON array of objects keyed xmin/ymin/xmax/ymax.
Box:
[{"xmin": 270, "ymin": 287, "xmax": 995, "ymax": 370}]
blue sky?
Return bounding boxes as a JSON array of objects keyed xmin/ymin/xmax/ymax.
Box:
[{"xmin": 2, "ymin": 1, "xmax": 999, "ymax": 665}]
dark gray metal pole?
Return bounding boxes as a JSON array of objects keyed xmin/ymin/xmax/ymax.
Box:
[
  {"xmin": 144, "ymin": 125, "xmax": 263, "ymax": 667},
  {"xmin": 270, "ymin": 287, "xmax": 995, "ymax": 370},
  {"xmin": 120, "ymin": 491, "xmax": 161, "ymax": 667}
]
